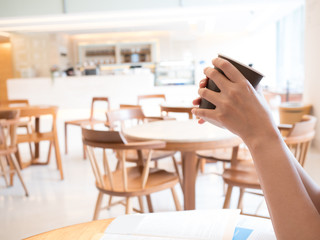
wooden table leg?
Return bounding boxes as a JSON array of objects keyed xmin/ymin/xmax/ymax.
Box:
[
  {"xmin": 35, "ymin": 117, "xmax": 40, "ymax": 158},
  {"xmin": 53, "ymin": 129, "xmax": 64, "ymax": 180},
  {"xmin": 181, "ymin": 151, "xmax": 198, "ymax": 210},
  {"xmin": 65, "ymin": 122, "xmax": 68, "ymax": 154}
]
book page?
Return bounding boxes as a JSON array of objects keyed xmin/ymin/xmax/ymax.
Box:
[
  {"xmin": 236, "ymin": 215, "xmax": 276, "ymax": 240},
  {"xmin": 100, "ymin": 209, "xmax": 240, "ymax": 240}
]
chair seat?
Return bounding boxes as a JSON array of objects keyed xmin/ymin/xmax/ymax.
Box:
[
  {"xmin": 65, "ymin": 118, "xmax": 105, "ymax": 126},
  {"xmin": 196, "ymin": 147, "xmax": 252, "ymax": 162},
  {"xmin": 222, "ymin": 163, "xmax": 261, "ymax": 189},
  {"xmin": 97, "ymin": 166, "xmax": 179, "ymax": 197},
  {"xmin": 125, "ymin": 149, "xmax": 176, "ymax": 162}
]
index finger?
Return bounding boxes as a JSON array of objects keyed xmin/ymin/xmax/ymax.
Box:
[{"xmin": 212, "ymin": 57, "xmax": 246, "ymax": 83}]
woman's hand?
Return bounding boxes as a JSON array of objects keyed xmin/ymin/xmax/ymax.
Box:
[{"xmin": 192, "ymin": 57, "xmax": 277, "ymax": 144}]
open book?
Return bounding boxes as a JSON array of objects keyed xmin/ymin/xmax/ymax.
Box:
[{"xmin": 98, "ymin": 209, "xmax": 240, "ymax": 240}]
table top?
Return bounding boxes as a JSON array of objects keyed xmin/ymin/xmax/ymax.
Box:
[
  {"xmin": 160, "ymin": 103, "xmax": 194, "ymax": 108},
  {"xmin": 24, "ymin": 218, "xmax": 114, "ymax": 240},
  {"xmin": 0, "ymin": 105, "xmax": 56, "ymax": 110},
  {"xmin": 25, "ymin": 214, "xmax": 275, "ymax": 240},
  {"xmin": 0, "ymin": 105, "xmax": 58, "ymax": 117},
  {"xmin": 279, "ymin": 102, "xmax": 312, "ymax": 108},
  {"xmin": 123, "ymin": 119, "xmax": 242, "ymax": 151}
]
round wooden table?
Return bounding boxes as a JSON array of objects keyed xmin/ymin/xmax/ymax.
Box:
[
  {"xmin": 24, "ymin": 219, "xmax": 114, "ymax": 240},
  {"xmin": 24, "ymin": 213, "xmax": 274, "ymax": 239},
  {"xmin": 123, "ymin": 119, "xmax": 242, "ymax": 210}
]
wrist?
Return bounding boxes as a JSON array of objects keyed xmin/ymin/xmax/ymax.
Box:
[{"xmin": 242, "ymin": 124, "xmax": 282, "ymax": 150}]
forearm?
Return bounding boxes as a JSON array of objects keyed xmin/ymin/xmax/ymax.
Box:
[
  {"xmin": 293, "ymin": 159, "xmax": 320, "ymax": 213},
  {"xmin": 245, "ymin": 131, "xmax": 320, "ymax": 239}
]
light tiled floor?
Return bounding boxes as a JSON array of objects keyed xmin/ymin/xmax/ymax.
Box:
[{"xmin": 1, "ymin": 119, "xmax": 320, "ymax": 240}]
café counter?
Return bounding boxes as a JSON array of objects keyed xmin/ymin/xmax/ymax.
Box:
[{"xmin": 7, "ymin": 74, "xmax": 198, "ymax": 111}]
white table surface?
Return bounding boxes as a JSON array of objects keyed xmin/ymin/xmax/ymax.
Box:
[{"xmin": 123, "ymin": 119, "xmax": 239, "ymax": 143}]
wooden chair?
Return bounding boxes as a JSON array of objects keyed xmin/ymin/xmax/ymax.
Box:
[
  {"xmin": 0, "ymin": 99, "xmax": 34, "ymax": 159},
  {"xmin": 222, "ymin": 115, "xmax": 316, "ymax": 217},
  {"xmin": 160, "ymin": 105, "xmax": 193, "ymax": 120},
  {"xmin": 106, "ymin": 107, "xmax": 182, "ymax": 186},
  {"xmin": 82, "ymin": 127, "xmax": 181, "ymax": 219},
  {"xmin": 0, "ymin": 110, "xmax": 29, "ymax": 196},
  {"xmin": 65, "ymin": 97, "xmax": 110, "ymax": 159},
  {"xmin": 279, "ymin": 102, "xmax": 312, "ymax": 124},
  {"xmin": 16, "ymin": 106, "xmax": 64, "ymax": 180},
  {"xmin": 137, "ymin": 94, "xmax": 166, "ymax": 117},
  {"xmin": 120, "ymin": 104, "xmax": 174, "ymax": 121}
]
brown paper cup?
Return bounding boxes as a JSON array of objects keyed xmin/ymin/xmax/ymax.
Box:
[{"xmin": 199, "ymin": 54, "xmax": 264, "ymax": 109}]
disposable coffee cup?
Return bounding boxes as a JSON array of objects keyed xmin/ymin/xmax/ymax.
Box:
[{"xmin": 199, "ymin": 54, "xmax": 264, "ymax": 109}]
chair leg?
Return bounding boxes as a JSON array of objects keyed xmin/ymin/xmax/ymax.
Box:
[
  {"xmin": 200, "ymin": 159, "xmax": 206, "ymax": 173},
  {"xmin": 7, "ymin": 155, "xmax": 15, "ymax": 186},
  {"xmin": 26, "ymin": 125, "xmax": 34, "ymax": 160},
  {"xmin": 172, "ymin": 156, "xmax": 182, "ymax": 189},
  {"xmin": 9, "ymin": 154, "xmax": 29, "ymax": 197},
  {"xmin": 93, "ymin": 192, "xmax": 104, "ymax": 220},
  {"xmin": 222, "ymin": 182, "xmax": 227, "ymax": 196},
  {"xmin": 125, "ymin": 197, "xmax": 132, "ymax": 214},
  {"xmin": 138, "ymin": 196, "xmax": 144, "ymax": 213},
  {"xmin": 83, "ymin": 143, "xmax": 87, "ymax": 160},
  {"xmin": 171, "ymin": 187, "xmax": 182, "ymax": 211},
  {"xmin": 146, "ymin": 195, "xmax": 154, "ymax": 213},
  {"xmin": 237, "ymin": 188, "xmax": 245, "ymax": 213},
  {"xmin": 222, "ymin": 163, "xmax": 227, "ymax": 195},
  {"xmin": 53, "ymin": 135, "xmax": 64, "ymax": 180},
  {"xmin": 223, "ymin": 185, "xmax": 233, "ymax": 209},
  {"xmin": 46, "ymin": 141, "xmax": 53, "ymax": 164},
  {"xmin": 15, "ymin": 148, "xmax": 23, "ymax": 169},
  {"xmin": 154, "ymin": 161, "xmax": 158, "ymax": 168},
  {"xmin": 0, "ymin": 157, "xmax": 9, "ymax": 187},
  {"xmin": 107, "ymin": 196, "xmax": 113, "ymax": 209},
  {"xmin": 64, "ymin": 123, "xmax": 68, "ymax": 154}
]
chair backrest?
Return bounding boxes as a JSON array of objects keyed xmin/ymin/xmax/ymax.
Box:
[
  {"xmin": 160, "ymin": 105, "xmax": 193, "ymax": 119},
  {"xmin": 119, "ymin": 104, "xmax": 142, "ymax": 109},
  {"xmin": 137, "ymin": 94, "xmax": 166, "ymax": 105},
  {"xmin": 0, "ymin": 110, "xmax": 19, "ymax": 150},
  {"xmin": 82, "ymin": 127, "xmax": 164, "ymax": 191},
  {"xmin": 284, "ymin": 115, "xmax": 316, "ymax": 166},
  {"xmin": 279, "ymin": 103, "xmax": 312, "ymax": 124},
  {"xmin": 90, "ymin": 97, "xmax": 110, "ymax": 121},
  {"xmin": 106, "ymin": 108, "xmax": 145, "ymax": 131},
  {"xmin": 137, "ymin": 94, "xmax": 166, "ymax": 117}
]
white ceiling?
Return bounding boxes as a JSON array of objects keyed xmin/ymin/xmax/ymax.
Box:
[{"xmin": 0, "ymin": 0, "xmax": 304, "ymax": 35}]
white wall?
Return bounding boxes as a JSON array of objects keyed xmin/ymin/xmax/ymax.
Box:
[
  {"xmin": 10, "ymin": 33, "xmax": 73, "ymax": 78},
  {"xmin": 0, "ymin": 0, "xmax": 63, "ymax": 17},
  {"xmin": 304, "ymin": 0, "xmax": 320, "ymax": 149},
  {"xmin": 71, "ymin": 24, "xmax": 277, "ymax": 87},
  {"xmin": 66, "ymin": 0, "xmax": 180, "ymax": 13}
]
